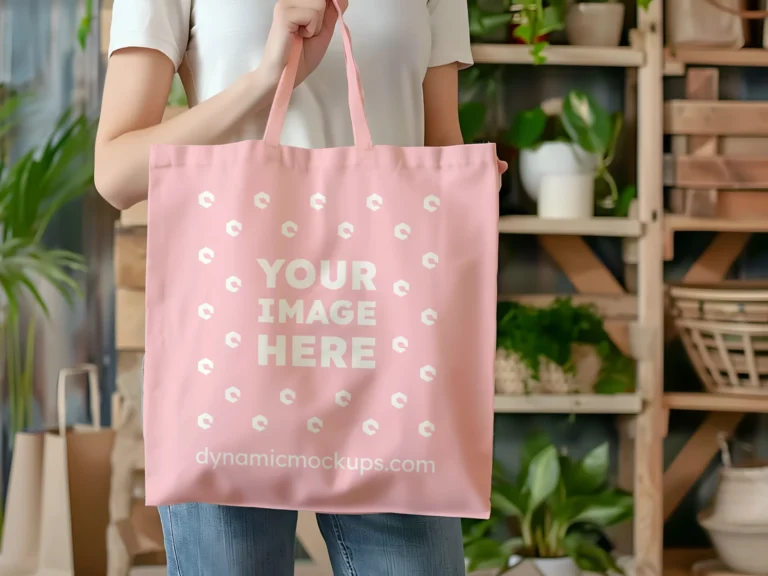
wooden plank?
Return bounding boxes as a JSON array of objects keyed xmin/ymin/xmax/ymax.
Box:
[
  {"xmin": 493, "ymin": 394, "xmax": 642, "ymax": 414},
  {"xmin": 682, "ymin": 233, "xmax": 750, "ymax": 284},
  {"xmin": 634, "ymin": 3, "xmax": 664, "ymax": 576},
  {"xmin": 666, "ymin": 216, "xmax": 768, "ymax": 233},
  {"xmin": 538, "ymin": 237, "xmax": 625, "ymax": 294},
  {"xmin": 116, "ymin": 289, "xmax": 146, "ymax": 351},
  {"xmin": 662, "ymin": 412, "xmax": 742, "ymax": 520},
  {"xmin": 666, "ymin": 101, "xmax": 768, "ymax": 136},
  {"xmin": 722, "ymin": 136, "xmax": 768, "ymax": 156},
  {"xmin": 665, "ymin": 392, "xmax": 768, "ymax": 413},
  {"xmin": 498, "ymin": 216, "xmax": 642, "ymax": 237},
  {"xmin": 665, "ymin": 47, "xmax": 768, "ymax": 69},
  {"xmin": 665, "ymin": 156, "xmax": 768, "ymax": 189},
  {"xmin": 471, "ymin": 44, "xmax": 644, "ymax": 67},
  {"xmin": 117, "ymin": 352, "xmax": 144, "ymax": 400},
  {"xmin": 121, "ymin": 202, "xmax": 148, "ymax": 227},
  {"xmin": 716, "ymin": 191, "xmax": 768, "ymax": 219},
  {"xmin": 500, "ymin": 294, "xmax": 637, "ymax": 319},
  {"xmin": 101, "ymin": 8, "xmax": 112, "ymax": 56},
  {"xmin": 115, "ymin": 227, "xmax": 147, "ymax": 289}
]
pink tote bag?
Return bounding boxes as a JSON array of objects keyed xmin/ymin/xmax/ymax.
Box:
[{"xmin": 144, "ymin": 1, "xmax": 501, "ymax": 519}]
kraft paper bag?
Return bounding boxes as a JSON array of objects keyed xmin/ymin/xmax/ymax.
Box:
[
  {"xmin": 0, "ymin": 433, "xmax": 45, "ymax": 576},
  {"xmin": 35, "ymin": 364, "xmax": 115, "ymax": 576},
  {"xmin": 144, "ymin": 0, "xmax": 501, "ymax": 518}
]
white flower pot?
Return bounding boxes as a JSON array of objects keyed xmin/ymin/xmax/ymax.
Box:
[
  {"xmin": 519, "ymin": 142, "xmax": 597, "ymax": 202},
  {"xmin": 567, "ymin": 3, "xmax": 625, "ymax": 47},
  {"xmin": 537, "ymin": 173, "xmax": 595, "ymax": 219},
  {"xmin": 510, "ymin": 556, "xmax": 583, "ymax": 576}
]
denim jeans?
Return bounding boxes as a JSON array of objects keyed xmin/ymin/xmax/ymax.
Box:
[{"xmin": 158, "ymin": 503, "xmax": 465, "ymax": 575}]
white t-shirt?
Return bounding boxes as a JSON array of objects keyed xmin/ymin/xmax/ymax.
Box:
[{"xmin": 108, "ymin": 0, "xmax": 473, "ymax": 147}]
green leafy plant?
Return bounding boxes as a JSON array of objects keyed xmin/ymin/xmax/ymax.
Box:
[
  {"xmin": 459, "ymin": 65, "xmax": 504, "ymax": 143},
  {"xmin": 511, "ymin": 0, "xmax": 566, "ymax": 65},
  {"xmin": 506, "ymin": 90, "xmax": 626, "ymax": 210},
  {"xmin": 78, "ymin": 0, "xmax": 94, "ymax": 50},
  {"xmin": 464, "ymin": 434, "xmax": 633, "ymax": 575},
  {"xmin": 497, "ymin": 298, "xmax": 635, "ymax": 394},
  {"xmin": 0, "ymin": 107, "xmax": 95, "ymax": 437}
]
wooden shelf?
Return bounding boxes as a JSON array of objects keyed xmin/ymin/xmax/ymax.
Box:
[
  {"xmin": 665, "ymin": 215, "xmax": 768, "ymax": 234},
  {"xmin": 665, "ymin": 392, "xmax": 768, "ymax": 413},
  {"xmin": 665, "ymin": 48, "xmax": 768, "ymax": 75},
  {"xmin": 494, "ymin": 394, "xmax": 642, "ymax": 414},
  {"xmin": 499, "ymin": 216, "xmax": 643, "ymax": 237},
  {"xmin": 472, "ymin": 44, "xmax": 644, "ymax": 67}
]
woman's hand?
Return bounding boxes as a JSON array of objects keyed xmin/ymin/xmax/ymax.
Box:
[{"xmin": 261, "ymin": 0, "xmax": 348, "ymax": 87}]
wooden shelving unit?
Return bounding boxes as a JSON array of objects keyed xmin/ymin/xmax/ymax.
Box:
[
  {"xmin": 665, "ymin": 47, "xmax": 768, "ymax": 76},
  {"xmin": 499, "ymin": 216, "xmax": 642, "ymax": 237},
  {"xmin": 666, "ymin": 216, "xmax": 768, "ymax": 234},
  {"xmin": 472, "ymin": 43, "xmax": 644, "ymax": 67},
  {"xmin": 494, "ymin": 394, "xmax": 642, "ymax": 414},
  {"xmin": 665, "ymin": 393, "xmax": 768, "ymax": 413}
]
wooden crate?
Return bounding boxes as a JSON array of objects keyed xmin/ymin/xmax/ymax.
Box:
[{"xmin": 665, "ymin": 68, "xmax": 768, "ymax": 218}]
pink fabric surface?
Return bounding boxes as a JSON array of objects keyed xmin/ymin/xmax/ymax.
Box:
[{"xmin": 143, "ymin": 0, "xmax": 500, "ymax": 518}]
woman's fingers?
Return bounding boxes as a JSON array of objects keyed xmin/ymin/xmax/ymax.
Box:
[{"xmin": 277, "ymin": 0, "xmax": 326, "ymax": 37}]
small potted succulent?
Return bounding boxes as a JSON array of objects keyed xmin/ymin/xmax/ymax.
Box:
[
  {"xmin": 507, "ymin": 90, "xmax": 622, "ymax": 219},
  {"xmin": 464, "ymin": 433, "xmax": 633, "ymax": 576},
  {"xmin": 566, "ymin": 0, "xmax": 625, "ymax": 47}
]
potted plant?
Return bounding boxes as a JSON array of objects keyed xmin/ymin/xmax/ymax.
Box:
[
  {"xmin": 566, "ymin": 0, "xmax": 625, "ymax": 47},
  {"xmin": 507, "ymin": 90, "xmax": 622, "ymax": 219},
  {"xmin": 464, "ymin": 434, "xmax": 633, "ymax": 576},
  {"xmin": 509, "ymin": 1, "xmax": 566, "ymax": 64},
  {"xmin": 495, "ymin": 298, "xmax": 635, "ymax": 396},
  {"xmin": 0, "ymin": 107, "xmax": 95, "ymax": 441}
]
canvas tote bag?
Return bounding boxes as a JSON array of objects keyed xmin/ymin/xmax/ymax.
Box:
[{"xmin": 144, "ymin": 0, "xmax": 501, "ymax": 519}]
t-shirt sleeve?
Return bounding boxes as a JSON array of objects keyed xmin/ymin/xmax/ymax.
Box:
[
  {"xmin": 108, "ymin": 0, "xmax": 192, "ymax": 70},
  {"xmin": 427, "ymin": 0, "xmax": 473, "ymax": 68}
]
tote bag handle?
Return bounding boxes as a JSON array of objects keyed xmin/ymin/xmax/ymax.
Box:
[{"xmin": 263, "ymin": 0, "xmax": 373, "ymax": 150}]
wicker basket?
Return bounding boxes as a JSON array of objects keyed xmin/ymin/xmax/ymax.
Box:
[
  {"xmin": 668, "ymin": 282, "xmax": 768, "ymax": 395},
  {"xmin": 494, "ymin": 344, "xmax": 601, "ymax": 395}
]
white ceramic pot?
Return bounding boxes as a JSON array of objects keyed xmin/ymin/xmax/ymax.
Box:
[
  {"xmin": 510, "ymin": 556, "xmax": 583, "ymax": 576},
  {"xmin": 567, "ymin": 3, "xmax": 625, "ymax": 47},
  {"xmin": 537, "ymin": 173, "xmax": 595, "ymax": 219},
  {"xmin": 519, "ymin": 142, "xmax": 597, "ymax": 202},
  {"xmin": 699, "ymin": 512, "xmax": 768, "ymax": 575}
]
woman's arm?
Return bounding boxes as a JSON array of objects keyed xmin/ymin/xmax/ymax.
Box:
[
  {"xmin": 423, "ymin": 63, "xmax": 464, "ymax": 147},
  {"xmin": 95, "ymin": 51, "xmax": 278, "ymax": 210},
  {"xmin": 95, "ymin": 0, "xmax": 343, "ymax": 210}
]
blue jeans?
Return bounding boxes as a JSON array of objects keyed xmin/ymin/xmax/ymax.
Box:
[{"xmin": 158, "ymin": 504, "xmax": 466, "ymax": 575}]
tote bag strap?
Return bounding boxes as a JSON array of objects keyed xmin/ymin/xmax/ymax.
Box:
[{"xmin": 263, "ymin": 0, "xmax": 373, "ymax": 150}]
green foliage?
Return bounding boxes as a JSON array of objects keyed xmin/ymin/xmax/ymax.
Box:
[
  {"xmin": 168, "ymin": 75, "xmax": 189, "ymax": 108},
  {"xmin": 506, "ymin": 90, "xmax": 626, "ymax": 211},
  {"xmin": 0, "ymin": 106, "xmax": 94, "ymax": 435},
  {"xmin": 464, "ymin": 434, "xmax": 633, "ymax": 575},
  {"xmin": 458, "ymin": 65, "xmax": 502, "ymax": 143},
  {"xmin": 511, "ymin": 0, "xmax": 566, "ymax": 65},
  {"xmin": 496, "ymin": 298, "xmax": 635, "ymax": 394},
  {"xmin": 77, "ymin": 0, "xmax": 94, "ymax": 50}
]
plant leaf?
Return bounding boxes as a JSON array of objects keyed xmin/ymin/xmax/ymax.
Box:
[
  {"xmin": 526, "ymin": 445, "xmax": 560, "ymax": 511},
  {"xmin": 465, "ymin": 539, "xmax": 510, "ymax": 572},
  {"xmin": 491, "ymin": 484, "xmax": 525, "ymax": 517},
  {"xmin": 556, "ymin": 491, "xmax": 634, "ymax": 528},
  {"xmin": 561, "ymin": 90, "xmax": 612, "ymax": 156},
  {"xmin": 459, "ymin": 102, "xmax": 487, "ymax": 144},
  {"xmin": 506, "ymin": 108, "xmax": 548, "ymax": 149},
  {"xmin": 566, "ymin": 443, "xmax": 609, "ymax": 495}
]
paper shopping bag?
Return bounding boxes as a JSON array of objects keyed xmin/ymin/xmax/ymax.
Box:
[
  {"xmin": 144, "ymin": 0, "xmax": 501, "ymax": 518},
  {"xmin": 0, "ymin": 432, "xmax": 45, "ymax": 576},
  {"xmin": 35, "ymin": 364, "xmax": 115, "ymax": 576}
]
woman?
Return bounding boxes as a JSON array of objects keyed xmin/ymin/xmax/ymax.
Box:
[{"xmin": 96, "ymin": 0, "xmax": 474, "ymax": 574}]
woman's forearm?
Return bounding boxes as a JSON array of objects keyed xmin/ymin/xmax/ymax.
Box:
[{"xmin": 95, "ymin": 67, "xmax": 277, "ymax": 210}]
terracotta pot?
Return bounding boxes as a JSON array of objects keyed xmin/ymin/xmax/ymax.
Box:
[{"xmin": 566, "ymin": 3, "xmax": 625, "ymax": 47}]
